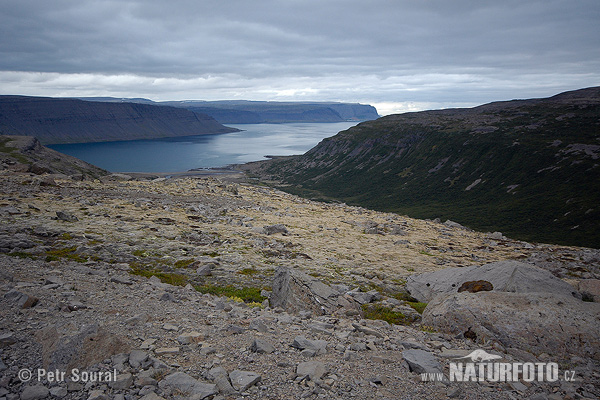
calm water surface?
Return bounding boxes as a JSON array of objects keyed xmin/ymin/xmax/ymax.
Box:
[{"xmin": 49, "ymin": 122, "xmax": 357, "ymax": 173}]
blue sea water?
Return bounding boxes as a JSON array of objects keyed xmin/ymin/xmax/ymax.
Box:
[{"xmin": 48, "ymin": 122, "xmax": 357, "ymax": 173}]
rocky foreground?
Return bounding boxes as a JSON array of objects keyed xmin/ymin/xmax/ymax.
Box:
[{"xmin": 1, "ymin": 171, "xmax": 599, "ymax": 400}]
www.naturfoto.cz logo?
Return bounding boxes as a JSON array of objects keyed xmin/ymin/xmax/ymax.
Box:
[{"xmin": 421, "ymin": 349, "xmax": 577, "ymax": 383}]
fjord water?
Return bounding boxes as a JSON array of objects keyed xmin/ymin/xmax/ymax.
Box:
[{"xmin": 48, "ymin": 122, "xmax": 357, "ymax": 173}]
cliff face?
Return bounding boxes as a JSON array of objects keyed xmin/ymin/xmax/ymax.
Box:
[
  {"xmin": 0, "ymin": 96, "xmax": 238, "ymax": 144},
  {"xmin": 160, "ymin": 100, "xmax": 380, "ymax": 123},
  {"xmin": 244, "ymin": 87, "xmax": 600, "ymax": 248}
]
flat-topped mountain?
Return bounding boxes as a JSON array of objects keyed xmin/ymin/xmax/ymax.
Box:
[
  {"xmin": 0, "ymin": 96, "xmax": 238, "ymax": 144},
  {"xmin": 244, "ymin": 87, "xmax": 600, "ymax": 248},
  {"xmin": 80, "ymin": 98, "xmax": 380, "ymax": 124}
]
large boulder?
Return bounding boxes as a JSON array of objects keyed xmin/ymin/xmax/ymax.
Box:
[
  {"xmin": 406, "ymin": 260, "xmax": 578, "ymax": 303},
  {"xmin": 422, "ymin": 291, "xmax": 600, "ymax": 361},
  {"xmin": 269, "ymin": 266, "xmax": 360, "ymax": 316}
]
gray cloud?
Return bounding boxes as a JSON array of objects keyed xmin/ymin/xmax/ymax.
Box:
[{"xmin": 1, "ymin": 0, "xmax": 598, "ymax": 114}]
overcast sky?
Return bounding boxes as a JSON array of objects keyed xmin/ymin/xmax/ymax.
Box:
[{"xmin": 1, "ymin": 0, "xmax": 598, "ymax": 115}]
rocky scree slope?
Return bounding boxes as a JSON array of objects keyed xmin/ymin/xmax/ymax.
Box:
[
  {"xmin": 0, "ymin": 171, "xmax": 599, "ymax": 399},
  {"xmin": 0, "ymin": 135, "xmax": 107, "ymax": 179},
  {"xmin": 244, "ymin": 87, "xmax": 600, "ymax": 248},
  {"xmin": 0, "ymin": 96, "xmax": 238, "ymax": 144}
]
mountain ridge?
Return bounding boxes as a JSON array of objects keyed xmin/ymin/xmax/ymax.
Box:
[
  {"xmin": 78, "ymin": 97, "xmax": 380, "ymax": 124},
  {"xmin": 242, "ymin": 87, "xmax": 600, "ymax": 248}
]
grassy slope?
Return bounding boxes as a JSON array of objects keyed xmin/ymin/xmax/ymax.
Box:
[{"xmin": 253, "ymin": 89, "xmax": 600, "ymax": 248}]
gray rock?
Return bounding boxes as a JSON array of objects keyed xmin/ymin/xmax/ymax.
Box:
[
  {"xmin": 291, "ymin": 336, "xmax": 327, "ymax": 355},
  {"xmin": 158, "ymin": 372, "xmax": 217, "ymax": 399},
  {"xmin": 402, "ymin": 349, "xmax": 443, "ymax": 375},
  {"xmin": 270, "ymin": 266, "xmax": 357, "ymax": 316},
  {"xmin": 207, "ymin": 367, "xmax": 236, "ymax": 395},
  {"xmin": 423, "ymin": 291, "xmax": 600, "ymax": 360},
  {"xmin": 406, "ymin": 260, "xmax": 579, "ymax": 303},
  {"xmin": 249, "ymin": 318, "xmax": 268, "ymax": 333},
  {"xmin": 128, "ymin": 349, "xmax": 148, "ymax": 368},
  {"xmin": 56, "ymin": 211, "xmax": 78, "ymax": 222},
  {"xmin": 263, "ymin": 224, "xmax": 288, "ymax": 235},
  {"xmin": 4, "ymin": 290, "xmax": 38, "ymax": 309},
  {"xmin": 228, "ymin": 370, "xmax": 261, "ymax": 392},
  {"xmin": 250, "ymin": 338, "xmax": 276, "ymax": 354},
  {"xmin": 109, "ymin": 373, "xmax": 133, "ymax": 390},
  {"xmin": 296, "ymin": 361, "xmax": 326, "ymax": 381},
  {"xmin": 352, "ymin": 323, "xmax": 384, "ymax": 338},
  {"xmin": 20, "ymin": 385, "xmax": 50, "ymax": 400},
  {"xmin": 196, "ymin": 264, "xmax": 213, "ymax": 276}
]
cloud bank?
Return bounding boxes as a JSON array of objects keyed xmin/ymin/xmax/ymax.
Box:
[{"xmin": 1, "ymin": 0, "xmax": 599, "ymax": 114}]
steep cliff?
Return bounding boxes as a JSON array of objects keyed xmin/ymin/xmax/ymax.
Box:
[
  {"xmin": 0, "ymin": 96, "xmax": 238, "ymax": 144},
  {"xmin": 244, "ymin": 87, "xmax": 600, "ymax": 248},
  {"xmin": 157, "ymin": 100, "xmax": 379, "ymax": 123}
]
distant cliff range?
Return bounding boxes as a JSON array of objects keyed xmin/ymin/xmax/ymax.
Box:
[
  {"xmin": 80, "ymin": 98, "xmax": 380, "ymax": 124},
  {"xmin": 0, "ymin": 96, "xmax": 238, "ymax": 144}
]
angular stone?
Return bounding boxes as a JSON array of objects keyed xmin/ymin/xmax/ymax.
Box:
[
  {"xmin": 291, "ymin": 336, "xmax": 327, "ymax": 355},
  {"xmin": 109, "ymin": 373, "xmax": 133, "ymax": 390},
  {"xmin": 56, "ymin": 211, "xmax": 78, "ymax": 222},
  {"xmin": 262, "ymin": 224, "xmax": 288, "ymax": 235},
  {"xmin": 49, "ymin": 386, "xmax": 67, "ymax": 398},
  {"xmin": 250, "ymin": 338, "xmax": 275, "ymax": 354},
  {"xmin": 402, "ymin": 349, "xmax": 443, "ymax": 375},
  {"xmin": 249, "ymin": 318, "xmax": 268, "ymax": 333},
  {"xmin": 229, "ymin": 370, "xmax": 261, "ymax": 392},
  {"xmin": 158, "ymin": 372, "xmax": 217, "ymax": 399},
  {"xmin": 296, "ymin": 361, "xmax": 326, "ymax": 381},
  {"xmin": 128, "ymin": 350, "xmax": 148, "ymax": 368},
  {"xmin": 352, "ymin": 323, "xmax": 384, "ymax": 338},
  {"xmin": 4, "ymin": 290, "xmax": 38, "ymax": 309}
]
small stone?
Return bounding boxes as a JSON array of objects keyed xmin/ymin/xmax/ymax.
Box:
[
  {"xmin": 296, "ymin": 361, "xmax": 326, "ymax": 381},
  {"xmin": 250, "ymin": 338, "xmax": 275, "ymax": 354},
  {"xmin": 229, "ymin": 370, "xmax": 261, "ymax": 392},
  {"xmin": 139, "ymin": 393, "xmax": 165, "ymax": 400},
  {"xmin": 162, "ymin": 323, "xmax": 178, "ymax": 331}
]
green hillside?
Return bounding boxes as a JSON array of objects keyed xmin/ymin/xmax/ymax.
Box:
[{"xmin": 245, "ymin": 87, "xmax": 600, "ymax": 248}]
